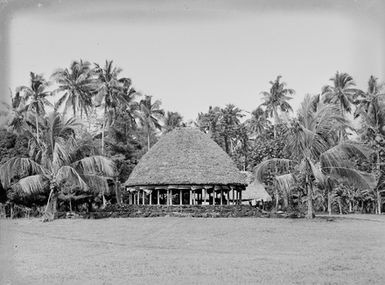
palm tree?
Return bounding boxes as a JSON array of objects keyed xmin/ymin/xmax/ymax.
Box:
[
  {"xmin": 138, "ymin": 95, "xmax": 165, "ymax": 151},
  {"xmin": 322, "ymin": 72, "xmax": 362, "ymax": 128},
  {"xmin": 219, "ymin": 104, "xmax": 244, "ymax": 154},
  {"xmin": 51, "ymin": 60, "xmax": 95, "ymax": 118},
  {"xmin": 260, "ymin": 75, "xmax": 295, "ymax": 139},
  {"xmin": 355, "ymin": 76, "xmax": 385, "ymax": 214},
  {"xmin": 93, "ymin": 60, "xmax": 128, "ymax": 154},
  {"xmin": 254, "ymin": 95, "xmax": 374, "ymax": 218},
  {"xmin": 1, "ymin": 91, "xmax": 33, "ymax": 134},
  {"xmin": 247, "ymin": 107, "xmax": 271, "ymax": 136},
  {"xmin": 16, "ymin": 72, "xmax": 52, "ymax": 144},
  {"xmin": 163, "ymin": 111, "xmax": 183, "ymax": 133},
  {"xmin": 0, "ymin": 111, "xmax": 115, "ymax": 221}
]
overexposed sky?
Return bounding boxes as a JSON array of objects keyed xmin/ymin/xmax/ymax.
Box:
[{"xmin": 1, "ymin": 0, "xmax": 385, "ymax": 120}]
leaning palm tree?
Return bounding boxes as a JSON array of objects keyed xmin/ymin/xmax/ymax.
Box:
[
  {"xmin": 254, "ymin": 95, "xmax": 374, "ymax": 218},
  {"xmin": 93, "ymin": 60, "xmax": 128, "ymax": 154},
  {"xmin": 16, "ymin": 72, "xmax": 52, "ymax": 144},
  {"xmin": 0, "ymin": 111, "xmax": 115, "ymax": 221},
  {"xmin": 51, "ymin": 60, "xmax": 95, "ymax": 118},
  {"xmin": 138, "ymin": 95, "xmax": 165, "ymax": 151},
  {"xmin": 260, "ymin": 75, "xmax": 295, "ymax": 139}
]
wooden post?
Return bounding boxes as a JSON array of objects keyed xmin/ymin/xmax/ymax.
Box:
[
  {"xmin": 167, "ymin": 190, "xmax": 170, "ymax": 205},
  {"xmin": 149, "ymin": 192, "xmax": 152, "ymax": 205},
  {"xmin": 220, "ymin": 190, "xmax": 223, "ymax": 205},
  {"xmin": 137, "ymin": 191, "xmax": 140, "ymax": 204},
  {"xmin": 203, "ymin": 189, "xmax": 207, "ymax": 205},
  {"xmin": 189, "ymin": 189, "xmax": 193, "ymax": 205},
  {"xmin": 157, "ymin": 190, "xmax": 160, "ymax": 205},
  {"xmin": 227, "ymin": 190, "xmax": 230, "ymax": 205},
  {"xmin": 170, "ymin": 190, "xmax": 173, "ymax": 205},
  {"xmin": 239, "ymin": 190, "xmax": 242, "ymax": 205},
  {"xmin": 180, "ymin": 189, "xmax": 183, "ymax": 205},
  {"xmin": 142, "ymin": 191, "xmax": 145, "ymax": 205},
  {"xmin": 212, "ymin": 190, "xmax": 215, "ymax": 205},
  {"xmin": 232, "ymin": 188, "xmax": 235, "ymax": 205}
]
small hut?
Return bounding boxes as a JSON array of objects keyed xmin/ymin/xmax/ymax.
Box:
[
  {"xmin": 124, "ymin": 127, "xmax": 247, "ymax": 205},
  {"xmin": 242, "ymin": 181, "xmax": 272, "ymax": 205}
]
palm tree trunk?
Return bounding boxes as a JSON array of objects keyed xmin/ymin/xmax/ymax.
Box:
[
  {"xmin": 377, "ymin": 191, "xmax": 382, "ymax": 215},
  {"xmin": 275, "ymin": 187, "xmax": 279, "ymax": 210},
  {"xmin": 328, "ymin": 190, "xmax": 332, "ymax": 216},
  {"xmin": 102, "ymin": 106, "xmax": 107, "ymax": 155},
  {"xmin": 35, "ymin": 115, "xmax": 39, "ymax": 144},
  {"xmin": 376, "ymin": 150, "xmax": 382, "ymax": 214},
  {"xmin": 306, "ymin": 176, "xmax": 314, "ymax": 219},
  {"xmin": 338, "ymin": 199, "xmax": 342, "ymax": 214},
  {"xmin": 147, "ymin": 131, "xmax": 151, "ymax": 151}
]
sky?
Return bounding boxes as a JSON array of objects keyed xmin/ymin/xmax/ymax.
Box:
[{"xmin": 1, "ymin": 0, "xmax": 385, "ymax": 121}]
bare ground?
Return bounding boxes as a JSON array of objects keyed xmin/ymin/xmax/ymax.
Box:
[{"xmin": 1, "ymin": 215, "xmax": 385, "ymax": 285}]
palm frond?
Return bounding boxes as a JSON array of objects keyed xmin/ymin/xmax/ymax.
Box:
[
  {"xmin": 72, "ymin": 155, "xmax": 115, "ymax": 177},
  {"xmin": 321, "ymin": 142, "xmax": 372, "ymax": 170},
  {"xmin": 274, "ymin": 173, "xmax": 296, "ymax": 194},
  {"xmin": 56, "ymin": 166, "xmax": 88, "ymax": 191},
  {"xmin": 254, "ymin": 158, "xmax": 295, "ymax": 182},
  {"xmin": 329, "ymin": 167, "xmax": 376, "ymax": 190},
  {"xmin": 0, "ymin": 157, "xmax": 47, "ymax": 188},
  {"xmin": 82, "ymin": 174, "xmax": 112, "ymax": 195},
  {"xmin": 11, "ymin": 174, "xmax": 49, "ymax": 195}
]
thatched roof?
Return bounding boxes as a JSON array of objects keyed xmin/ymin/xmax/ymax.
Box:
[
  {"xmin": 125, "ymin": 127, "xmax": 246, "ymax": 187},
  {"xmin": 243, "ymin": 181, "xmax": 272, "ymax": 201}
]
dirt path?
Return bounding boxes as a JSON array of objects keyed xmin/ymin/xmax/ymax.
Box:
[{"xmin": 1, "ymin": 216, "xmax": 385, "ymax": 284}]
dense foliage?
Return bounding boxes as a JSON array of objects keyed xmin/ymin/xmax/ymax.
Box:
[{"xmin": 0, "ymin": 61, "xmax": 384, "ymax": 218}]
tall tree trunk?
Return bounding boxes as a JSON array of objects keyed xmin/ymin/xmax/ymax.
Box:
[
  {"xmin": 147, "ymin": 131, "xmax": 151, "ymax": 151},
  {"xmin": 338, "ymin": 199, "xmax": 342, "ymax": 214},
  {"xmin": 115, "ymin": 178, "xmax": 122, "ymax": 205},
  {"xmin": 306, "ymin": 176, "xmax": 314, "ymax": 219},
  {"xmin": 275, "ymin": 187, "xmax": 279, "ymax": 211},
  {"xmin": 377, "ymin": 191, "xmax": 382, "ymax": 215},
  {"xmin": 328, "ymin": 190, "xmax": 332, "ymax": 216},
  {"xmin": 35, "ymin": 115, "xmax": 39, "ymax": 144},
  {"xmin": 376, "ymin": 150, "xmax": 382, "ymax": 214},
  {"xmin": 102, "ymin": 106, "xmax": 107, "ymax": 155}
]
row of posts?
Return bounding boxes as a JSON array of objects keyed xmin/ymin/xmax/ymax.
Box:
[{"xmin": 128, "ymin": 188, "xmax": 243, "ymax": 206}]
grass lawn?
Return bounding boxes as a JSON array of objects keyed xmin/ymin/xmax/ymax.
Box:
[{"xmin": 1, "ymin": 215, "xmax": 385, "ymax": 284}]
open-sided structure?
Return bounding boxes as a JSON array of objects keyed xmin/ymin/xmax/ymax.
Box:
[{"xmin": 124, "ymin": 127, "xmax": 247, "ymax": 205}]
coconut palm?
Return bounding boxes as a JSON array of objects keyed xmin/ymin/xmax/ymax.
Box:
[
  {"xmin": 219, "ymin": 104, "xmax": 244, "ymax": 154},
  {"xmin": 322, "ymin": 71, "xmax": 362, "ymax": 123},
  {"xmin": 355, "ymin": 77, "xmax": 385, "ymax": 214},
  {"xmin": 247, "ymin": 107, "xmax": 271, "ymax": 136},
  {"xmin": 0, "ymin": 111, "xmax": 115, "ymax": 221},
  {"xmin": 51, "ymin": 60, "xmax": 95, "ymax": 118},
  {"xmin": 16, "ymin": 72, "xmax": 52, "ymax": 144},
  {"xmin": 163, "ymin": 111, "xmax": 183, "ymax": 133},
  {"xmin": 0, "ymin": 91, "xmax": 32, "ymax": 134},
  {"xmin": 138, "ymin": 95, "xmax": 165, "ymax": 151},
  {"xmin": 260, "ymin": 75, "xmax": 294, "ymax": 139},
  {"xmin": 254, "ymin": 95, "xmax": 374, "ymax": 218},
  {"xmin": 93, "ymin": 60, "xmax": 129, "ymax": 154}
]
